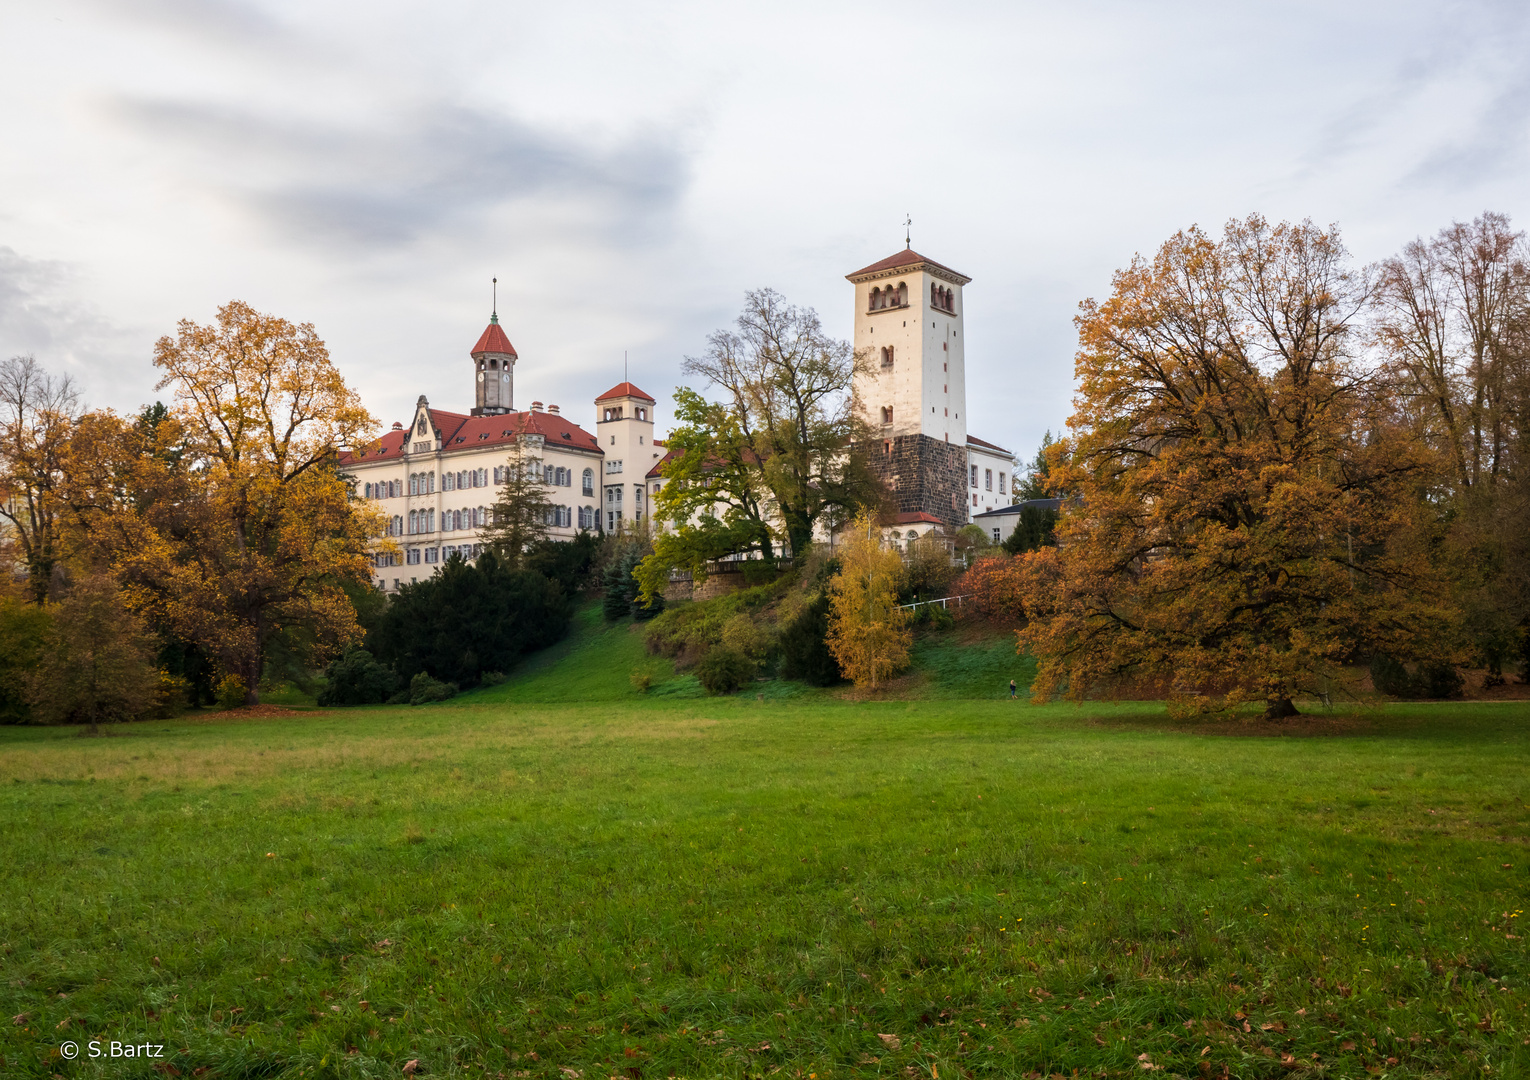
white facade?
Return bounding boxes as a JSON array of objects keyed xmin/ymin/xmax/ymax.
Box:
[
  {"xmin": 595, "ymin": 382, "xmax": 665, "ymax": 534},
  {"xmin": 340, "ymin": 315, "xmax": 611, "ymax": 591}
]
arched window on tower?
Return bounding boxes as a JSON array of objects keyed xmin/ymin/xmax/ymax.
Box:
[
  {"xmin": 880, "ymin": 346, "xmax": 894, "ymax": 368},
  {"xmin": 869, "ymin": 286, "xmax": 881, "ymax": 311},
  {"xmin": 897, "ymin": 281, "xmax": 908, "ymax": 306},
  {"xmin": 880, "ymin": 406, "xmax": 893, "ymax": 425}
]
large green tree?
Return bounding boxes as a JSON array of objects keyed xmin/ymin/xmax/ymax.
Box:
[{"xmin": 637, "ymin": 289, "xmax": 879, "ymax": 599}]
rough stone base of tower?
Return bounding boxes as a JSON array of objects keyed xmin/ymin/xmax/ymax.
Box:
[{"xmin": 860, "ymin": 433, "xmax": 967, "ymax": 534}]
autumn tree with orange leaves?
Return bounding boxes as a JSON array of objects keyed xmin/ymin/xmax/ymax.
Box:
[
  {"xmin": 1018, "ymin": 216, "xmax": 1452, "ymax": 719},
  {"xmin": 80, "ymin": 302, "xmax": 383, "ymax": 705}
]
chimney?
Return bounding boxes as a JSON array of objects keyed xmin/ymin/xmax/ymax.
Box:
[
  {"xmin": 547, "ymin": 404, "xmax": 560, "ymax": 415},
  {"xmin": 530, "ymin": 401, "xmax": 544, "ymax": 412}
]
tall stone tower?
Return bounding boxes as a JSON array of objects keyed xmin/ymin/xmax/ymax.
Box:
[
  {"xmin": 847, "ymin": 247, "xmax": 972, "ymax": 532},
  {"xmin": 470, "ymin": 313, "xmax": 517, "ymax": 417}
]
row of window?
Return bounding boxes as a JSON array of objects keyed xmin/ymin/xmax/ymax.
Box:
[
  {"xmin": 385, "ymin": 505, "xmax": 601, "ymax": 538},
  {"xmin": 868, "ymin": 282, "xmax": 908, "ymax": 310},
  {"xmin": 970, "ymin": 465, "xmax": 1008, "ymax": 494},
  {"xmin": 374, "ymin": 543, "xmax": 488, "ymax": 569},
  {"xmin": 866, "ymin": 281, "xmax": 958, "ymax": 314},
  {"xmin": 366, "ymin": 464, "xmax": 599, "ymax": 499},
  {"xmin": 601, "ymin": 406, "xmax": 649, "ymax": 421}
]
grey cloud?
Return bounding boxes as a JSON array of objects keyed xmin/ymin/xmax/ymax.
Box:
[
  {"xmin": 0, "ymin": 247, "xmax": 149, "ymax": 407},
  {"xmin": 111, "ymin": 98, "xmax": 690, "ymax": 249}
]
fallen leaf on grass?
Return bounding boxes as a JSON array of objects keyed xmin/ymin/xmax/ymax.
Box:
[
  {"xmin": 12, "ymin": 1013, "xmax": 27, "ymax": 1025},
  {"xmin": 878, "ymin": 1034, "xmax": 901, "ymax": 1051},
  {"xmin": 402, "ymin": 1062, "xmax": 420, "ymax": 1077},
  {"xmin": 1340, "ymin": 1041, "xmax": 1356, "ymax": 1051}
]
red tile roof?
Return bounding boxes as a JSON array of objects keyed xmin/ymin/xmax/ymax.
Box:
[
  {"xmin": 471, "ymin": 319, "xmax": 517, "ymax": 356},
  {"xmin": 339, "ymin": 407, "xmax": 601, "ymax": 464},
  {"xmin": 646, "ymin": 447, "xmax": 681, "ymax": 478},
  {"xmin": 846, "ymin": 247, "xmax": 971, "ymax": 284},
  {"xmin": 966, "ymin": 434, "xmax": 1012, "ymax": 454},
  {"xmin": 895, "ymin": 511, "xmax": 944, "ymax": 525},
  {"xmin": 596, "ymin": 381, "xmax": 656, "ymax": 403}
]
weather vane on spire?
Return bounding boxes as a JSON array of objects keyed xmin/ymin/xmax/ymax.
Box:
[
  {"xmin": 491, "ymin": 277, "xmax": 498, "ymax": 324},
  {"xmin": 904, "ymin": 214, "xmax": 912, "ymax": 248}
]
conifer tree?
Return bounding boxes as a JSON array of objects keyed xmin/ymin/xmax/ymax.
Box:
[{"xmin": 483, "ymin": 426, "xmax": 553, "ymax": 570}]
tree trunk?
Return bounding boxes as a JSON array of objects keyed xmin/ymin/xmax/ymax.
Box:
[{"xmin": 1264, "ymin": 696, "xmax": 1299, "ymax": 720}]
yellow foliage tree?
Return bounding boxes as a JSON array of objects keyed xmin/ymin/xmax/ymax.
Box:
[
  {"xmin": 1017, "ymin": 216, "xmax": 1452, "ymax": 719},
  {"xmin": 826, "ymin": 511, "xmax": 912, "ymax": 689},
  {"xmin": 80, "ymin": 301, "xmax": 384, "ymax": 705}
]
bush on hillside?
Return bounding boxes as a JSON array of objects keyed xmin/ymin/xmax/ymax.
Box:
[
  {"xmin": 777, "ymin": 590, "xmax": 841, "ymax": 686},
  {"xmin": 644, "ymin": 584, "xmax": 778, "ymax": 661},
  {"xmin": 372, "ymin": 549, "xmax": 572, "ymax": 687},
  {"xmin": 695, "ymin": 646, "xmax": 755, "ymax": 695},
  {"xmin": 409, "ymin": 671, "xmax": 458, "ymax": 705},
  {"xmin": 897, "ymin": 535, "xmax": 958, "ymax": 604},
  {"xmin": 317, "ymin": 648, "xmax": 401, "ymax": 706},
  {"xmin": 953, "ymin": 553, "xmax": 1028, "ymax": 623}
]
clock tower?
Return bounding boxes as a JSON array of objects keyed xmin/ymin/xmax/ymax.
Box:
[{"xmin": 469, "ymin": 312, "xmax": 516, "ymax": 417}]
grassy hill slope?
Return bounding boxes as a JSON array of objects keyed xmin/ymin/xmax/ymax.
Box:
[{"xmin": 463, "ymin": 599, "xmax": 1034, "ymax": 705}]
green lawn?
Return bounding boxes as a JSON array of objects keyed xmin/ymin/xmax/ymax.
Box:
[{"xmin": 2, "ymin": 627, "xmax": 1528, "ymax": 1078}]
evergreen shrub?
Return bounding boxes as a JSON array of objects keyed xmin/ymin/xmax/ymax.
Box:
[
  {"xmin": 317, "ymin": 648, "xmax": 401, "ymax": 706},
  {"xmin": 777, "ymin": 590, "xmax": 841, "ymax": 686},
  {"xmin": 695, "ymin": 646, "xmax": 754, "ymax": 695},
  {"xmin": 409, "ymin": 672, "xmax": 457, "ymax": 705}
]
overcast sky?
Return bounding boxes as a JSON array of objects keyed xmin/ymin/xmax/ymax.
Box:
[{"xmin": 3, "ymin": 0, "xmax": 1529, "ymax": 461}]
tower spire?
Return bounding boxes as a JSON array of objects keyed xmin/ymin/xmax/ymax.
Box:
[
  {"xmin": 491, "ymin": 277, "xmax": 498, "ymax": 324},
  {"xmin": 904, "ymin": 213, "xmax": 912, "ymax": 249}
]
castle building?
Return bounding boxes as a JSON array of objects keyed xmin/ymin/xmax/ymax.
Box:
[
  {"xmin": 338, "ymin": 314, "xmax": 665, "ymax": 591},
  {"xmin": 846, "ymin": 247, "xmax": 1015, "ymax": 541},
  {"xmin": 342, "ymin": 242, "xmax": 1017, "ymax": 588}
]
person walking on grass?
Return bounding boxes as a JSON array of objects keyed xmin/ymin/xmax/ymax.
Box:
[{"xmin": 1009, "ymin": 679, "xmax": 1017, "ymax": 700}]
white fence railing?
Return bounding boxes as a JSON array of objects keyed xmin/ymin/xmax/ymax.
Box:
[{"xmin": 899, "ymin": 593, "xmax": 972, "ymax": 612}]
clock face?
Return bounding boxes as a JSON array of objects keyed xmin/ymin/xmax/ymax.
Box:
[
  {"xmin": 502, "ymin": 374, "xmax": 509, "ymax": 382},
  {"xmin": 477, "ymin": 372, "xmax": 484, "ymax": 382}
]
